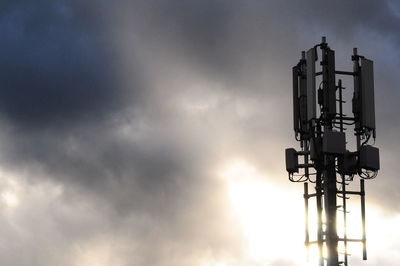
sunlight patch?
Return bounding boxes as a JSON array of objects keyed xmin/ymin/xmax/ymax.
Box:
[
  {"xmin": 218, "ymin": 159, "xmax": 307, "ymax": 265},
  {"xmin": 1, "ymin": 191, "xmax": 18, "ymax": 208}
]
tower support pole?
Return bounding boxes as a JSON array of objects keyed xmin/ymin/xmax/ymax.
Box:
[
  {"xmin": 315, "ymin": 170, "xmax": 324, "ymax": 266},
  {"xmin": 324, "ymin": 156, "xmax": 338, "ymax": 266}
]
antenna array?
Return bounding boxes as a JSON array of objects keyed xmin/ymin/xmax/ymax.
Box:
[{"xmin": 285, "ymin": 37, "xmax": 380, "ymax": 266}]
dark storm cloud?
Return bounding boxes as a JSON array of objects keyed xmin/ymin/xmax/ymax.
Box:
[
  {"xmin": 0, "ymin": 1, "xmax": 399, "ymax": 265},
  {"xmin": 1, "ymin": 0, "xmax": 398, "ymax": 126},
  {"xmin": 0, "ymin": 0, "xmax": 244, "ymax": 258},
  {"xmin": 0, "ymin": 1, "xmax": 127, "ymax": 126}
]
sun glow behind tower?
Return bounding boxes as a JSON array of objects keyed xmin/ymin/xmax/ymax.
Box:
[
  {"xmin": 218, "ymin": 158, "xmax": 400, "ymax": 266},
  {"xmin": 219, "ymin": 159, "xmax": 310, "ymax": 265}
]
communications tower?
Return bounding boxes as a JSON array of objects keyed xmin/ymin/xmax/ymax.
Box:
[{"xmin": 285, "ymin": 37, "xmax": 380, "ymax": 266}]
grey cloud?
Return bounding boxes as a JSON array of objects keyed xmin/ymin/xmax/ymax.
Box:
[
  {"xmin": 0, "ymin": 1, "xmax": 399, "ymax": 265},
  {"xmin": 0, "ymin": 1, "xmax": 130, "ymax": 127}
]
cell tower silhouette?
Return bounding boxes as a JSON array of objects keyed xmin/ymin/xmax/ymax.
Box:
[{"xmin": 285, "ymin": 37, "xmax": 380, "ymax": 266}]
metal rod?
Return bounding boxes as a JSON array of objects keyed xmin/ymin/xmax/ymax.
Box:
[
  {"xmin": 361, "ymin": 179, "xmax": 367, "ymax": 260},
  {"xmin": 304, "ymin": 182, "xmax": 310, "ymax": 260},
  {"xmin": 337, "ymin": 117, "xmax": 356, "ymax": 121},
  {"xmin": 342, "ymin": 175, "xmax": 348, "ymax": 266},
  {"xmin": 338, "ymin": 238, "xmax": 364, "ymax": 242},
  {"xmin": 339, "ymin": 80, "xmax": 344, "ymax": 133},
  {"xmin": 335, "ymin": 70, "xmax": 355, "ymax": 76},
  {"xmin": 353, "ymin": 47, "xmax": 362, "ymax": 150},
  {"xmin": 337, "ymin": 190, "xmax": 362, "ymax": 195},
  {"xmin": 308, "ymin": 240, "xmax": 323, "ymax": 245},
  {"xmin": 338, "ymin": 78, "xmax": 348, "ymax": 265},
  {"xmin": 298, "ymin": 163, "xmax": 315, "ymax": 168},
  {"xmin": 317, "ymin": 70, "xmax": 355, "ymax": 76},
  {"xmin": 322, "ymin": 43, "xmax": 339, "ymax": 266},
  {"xmin": 305, "ymin": 192, "xmax": 319, "ymax": 198},
  {"xmin": 316, "ymin": 171, "xmax": 324, "ymax": 266},
  {"xmin": 324, "ymin": 155, "xmax": 338, "ymax": 266},
  {"xmin": 296, "ymin": 150, "xmax": 311, "ymax": 155}
]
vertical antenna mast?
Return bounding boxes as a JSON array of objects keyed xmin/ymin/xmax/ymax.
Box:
[{"xmin": 285, "ymin": 37, "xmax": 380, "ymax": 266}]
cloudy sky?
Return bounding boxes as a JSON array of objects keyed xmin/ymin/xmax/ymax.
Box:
[{"xmin": 0, "ymin": 1, "xmax": 399, "ymax": 265}]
